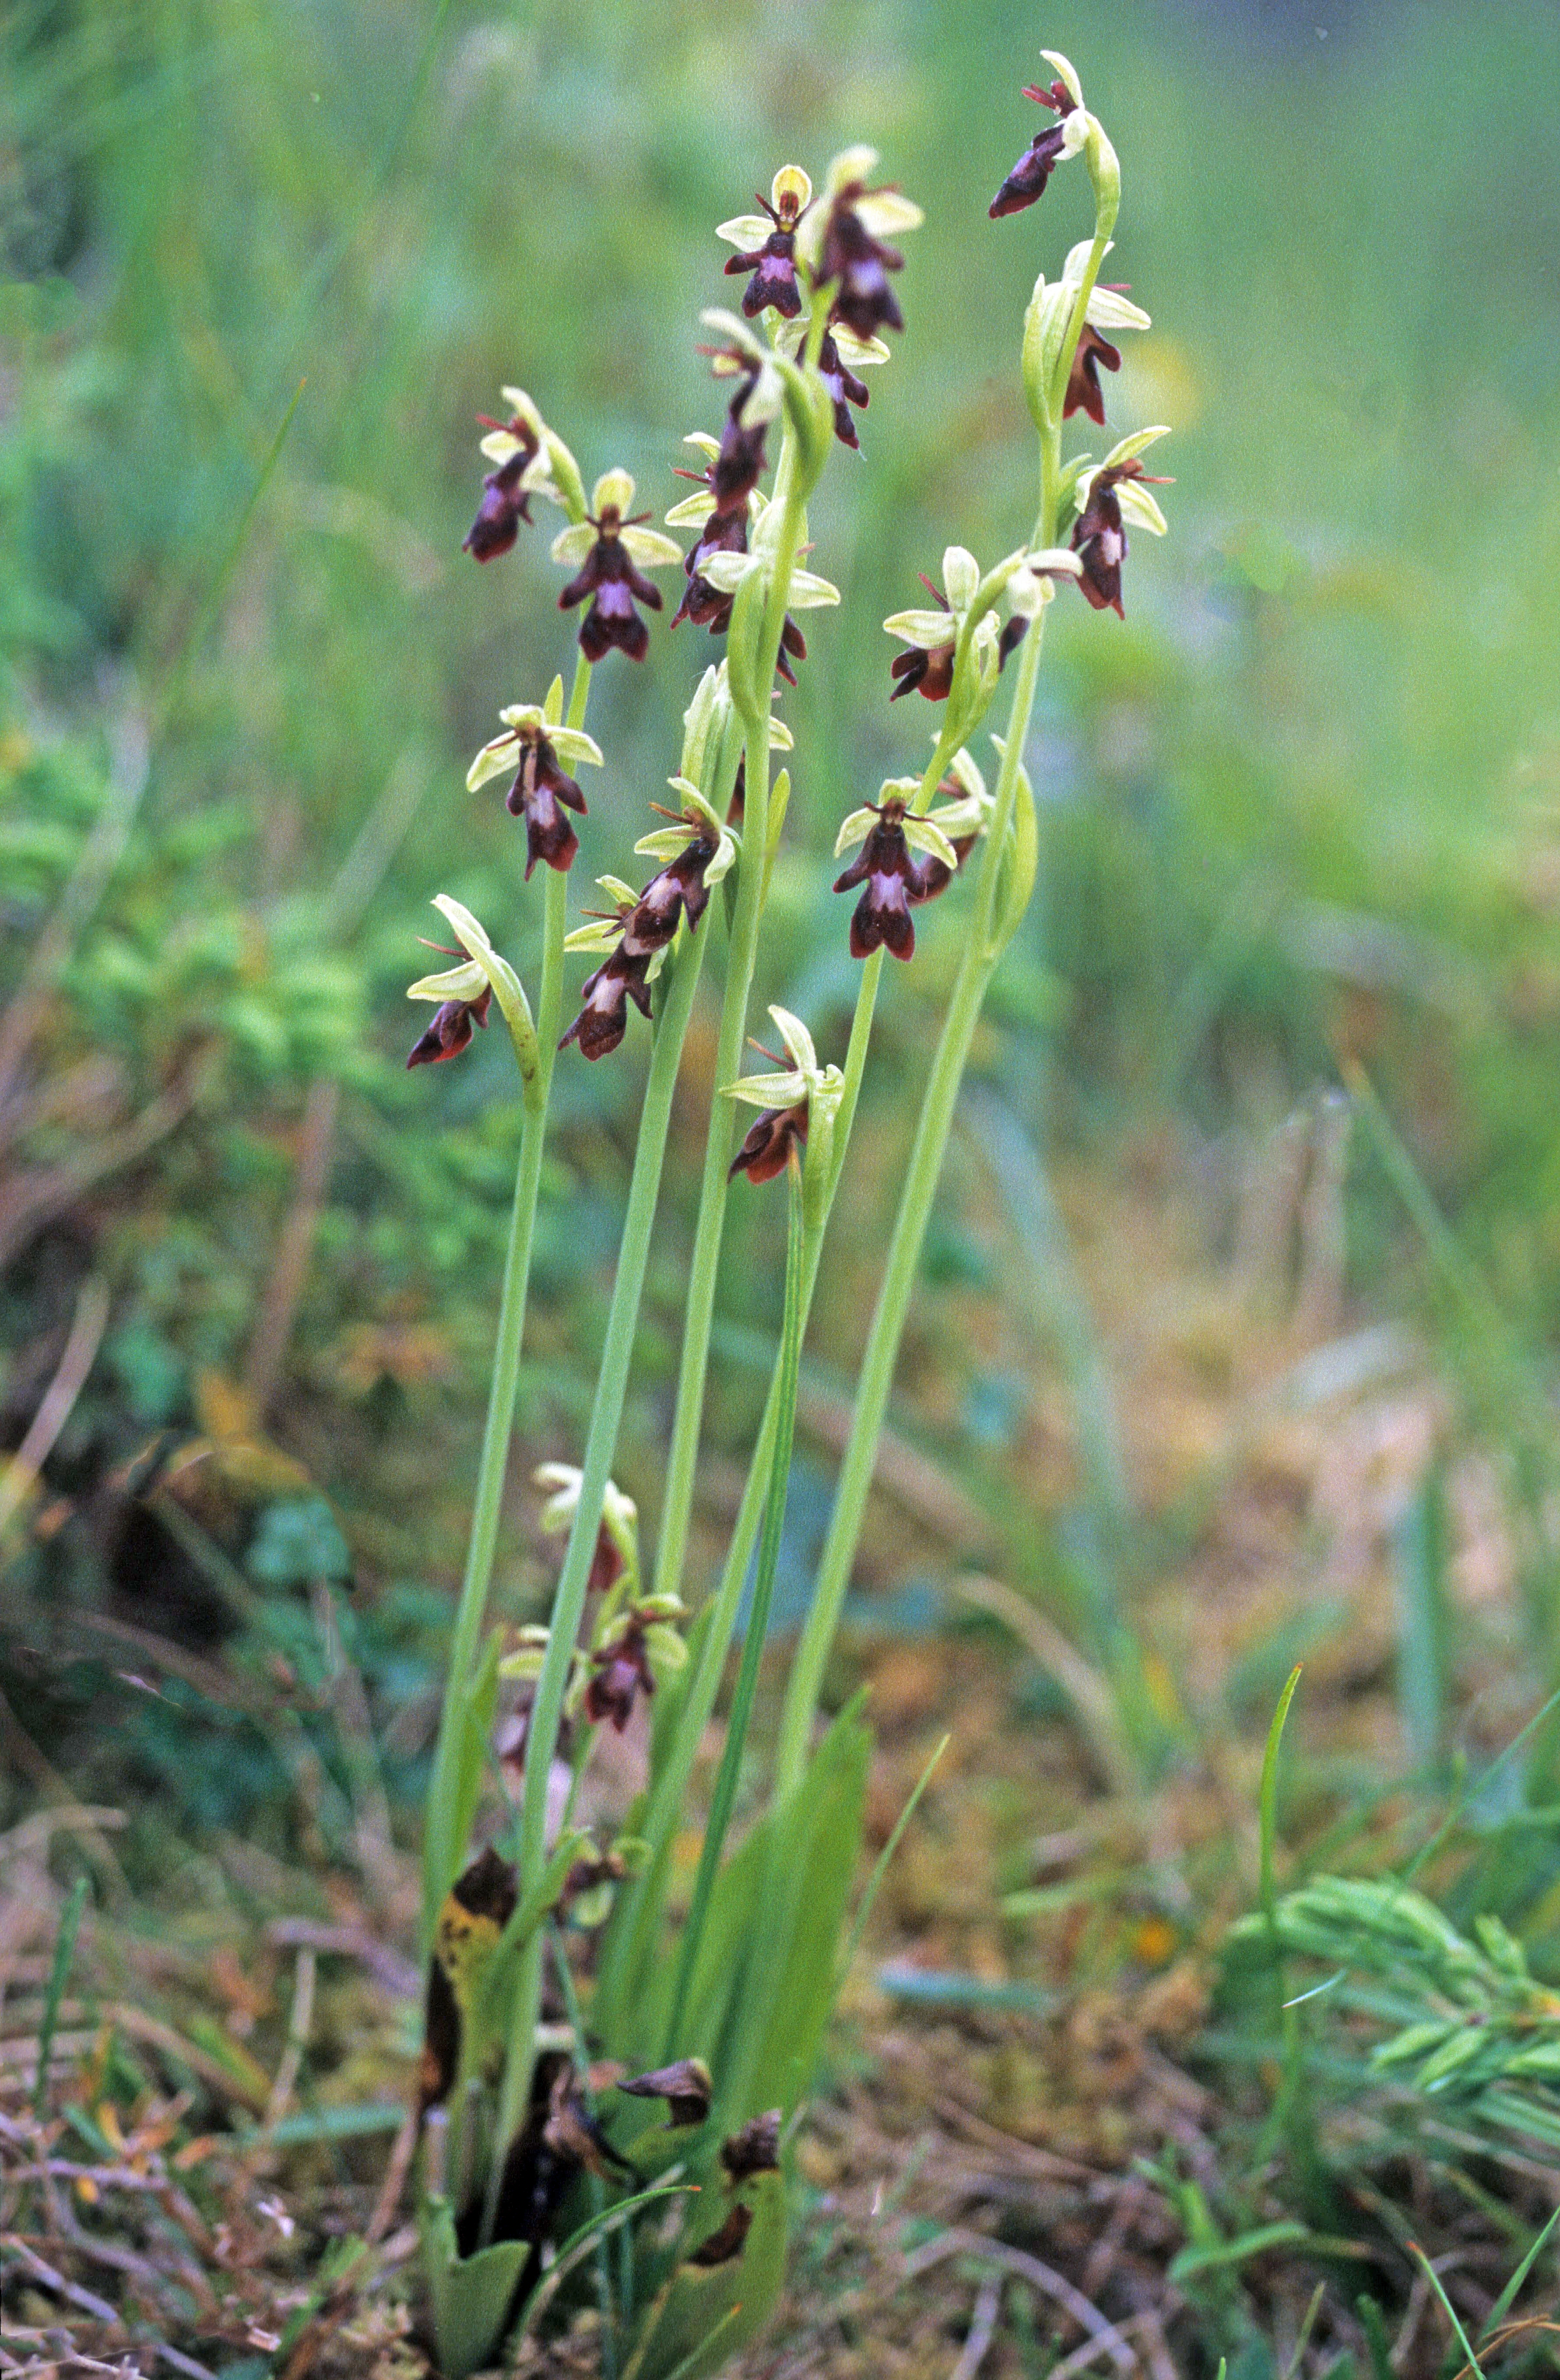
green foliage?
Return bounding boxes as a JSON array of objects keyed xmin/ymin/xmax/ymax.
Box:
[
  {"xmin": 1231, "ymin": 1875, "xmax": 1560, "ymax": 2152},
  {"xmin": 420, "ymin": 2198, "xmax": 533, "ymax": 2380},
  {"xmin": 624, "ymin": 2164, "xmax": 787, "ymax": 2380}
]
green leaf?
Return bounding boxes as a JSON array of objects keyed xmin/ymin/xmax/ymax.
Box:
[
  {"xmin": 1169, "ymin": 2220, "xmax": 1311, "ymax": 2282},
  {"xmin": 423, "ymin": 1627, "xmax": 502, "ymax": 1926},
  {"xmin": 421, "ymin": 2196, "xmax": 530, "ymax": 2380},
  {"xmin": 990, "ymin": 755, "xmax": 1038, "ymax": 958},
  {"xmin": 712, "ymin": 1707, "xmax": 870, "ymax": 2133},
  {"xmin": 1394, "ymin": 1468, "xmax": 1451, "ymax": 1776},
  {"xmin": 624, "ymin": 2164, "xmax": 788, "ymax": 2380},
  {"xmin": 723, "ymin": 562, "xmax": 767, "ymax": 729}
]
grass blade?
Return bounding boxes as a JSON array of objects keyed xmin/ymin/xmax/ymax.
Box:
[
  {"xmin": 1478, "ymin": 2203, "xmax": 1560, "ymax": 2342},
  {"xmin": 1394, "ymin": 1467, "xmax": 1450, "ymax": 1776},
  {"xmin": 1409, "ymin": 2241, "xmax": 1485, "ymax": 2379},
  {"xmin": 34, "ymin": 1876, "xmax": 89, "ymax": 2116},
  {"xmin": 664, "ymin": 1154, "xmax": 807, "ymax": 2052},
  {"xmin": 1261, "ymin": 1665, "xmax": 1304, "ymax": 1930},
  {"xmin": 834, "ymin": 1732, "xmax": 948, "ymax": 1993}
]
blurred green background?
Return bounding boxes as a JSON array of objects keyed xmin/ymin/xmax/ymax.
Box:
[{"xmin": 4, "ymin": 0, "xmax": 1560, "ymax": 1850}]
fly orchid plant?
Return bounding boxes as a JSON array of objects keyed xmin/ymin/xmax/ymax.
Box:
[{"xmin": 403, "ymin": 51, "xmax": 1170, "ymax": 2376}]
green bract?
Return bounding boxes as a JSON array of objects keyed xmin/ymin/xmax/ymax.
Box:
[{"xmin": 721, "ymin": 1003, "xmax": 844, "ymax": 1117}]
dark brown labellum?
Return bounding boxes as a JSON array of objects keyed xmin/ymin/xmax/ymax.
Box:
[
  {"xmin": 407, "ymin": 986, "xmax": 491, "ymax": 1069},
  {"xmin": 1064, "ymin": 323, "xmax": 1122, "ymax": 426},
  {"xmin": 729, "ymin": 1102, "xmax": 808, "ymax": 1185},
  {"xmin": 687, "ymin": 2203, "xmax": 753, "ymax": 2268}
]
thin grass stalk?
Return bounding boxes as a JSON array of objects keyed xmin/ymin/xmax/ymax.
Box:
[
  {"xmin": 593, "ymin": 950, "xmax": 883, "ymax": 2040},
  {"xmin": 421, "ymin": 661, "xmax": 584, "ymax": 1940},
  {"xmin": 770, "ymin": 152, "xmax": 1127, "ymax": 1796},
  {"xmin": 648, "ymin": 434, "xmax": 807, "ymax": 1616},
  {"xmin": 486, "ymin": 898, "xmax": 715, "ymax": 2238},
  {"xmin": 665, "ymin": 1153, "xmax": 807, "ymax": 2049},
  {"xmin": 548, "ymin": 1925, "xmax": 618, "ymax": 2380},
  {"xmin": 1257, "ymin": 1665, "xmax": 1329, "ymax": 2216},
  {"xmin": 772, "ymin": 607, "xmax": 1048, "ymax": 1799},
  {"xmin": 33, "ymin": 1878, "xmax": 89, "ymax": 2118}
]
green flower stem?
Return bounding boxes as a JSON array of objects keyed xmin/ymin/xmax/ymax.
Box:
[
  {"xmin": 483, "ymin": 909, "xmax": 713, "ymax": 2236},
  {"xmin": 664, "ymin": 1153, "xmax": 806, "ymax": 2052},
  {"xmin": 774, "ymin": 605, "xmax": 1050, "ymax": 1801},
  {"xmin": 770, "ymin": 161, "xmax": 1122, "ymax": 1800},
  {"xmin": 648, "ymin": 433, "xmax": 810, "ymax": 1613},
  {"xmin": 421, "ymin": 847, "xmax": 571, "ymax": 1943},
  {"xmin": 593, "ymin": 950, "xmax": 882, "ymax": 2042},
  {"xmin": 517, "ymin": 915, "xmax": 713, "ymax": 1876}
]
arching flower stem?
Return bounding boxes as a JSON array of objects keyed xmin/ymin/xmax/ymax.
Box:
[
  {"xmin": 773, "ymin": 190, "xmax": 1119, "ymax": 1804},
  {"xmin": 647, "ymin": 399, "xmax": 814, "ymax": 1617},
  {"xmin": 665, "ymin": 1150, "xmax": 807, "ymax": 2054},
  {"xmin": 487, "ymin": 726, "xmax": 729, "ymax": 2243},
  {"xmin": 420, "ymin": 653, "xmax": 587, "ymax": 1947},
  {"xmin": 593, "ymin": 947, "xmax": 883, "ymax": 2047}
]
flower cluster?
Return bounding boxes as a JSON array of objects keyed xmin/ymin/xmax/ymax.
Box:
[
  {"xmin": 559, "ymin": 785, "xmax": 736, "ymax": 1059},
  {"xmin": 883, "ymin": 543, "xmax": 1080, "ymax": 718},
  {"xmin": 406, "ymin": 976, "xmax": 490, "ymax": 1070},
  {"xmin": 989, "ymin": 71, "xmax": 1088, "ymax": 219},
  {"xmin": 502, "ymin": 1465, "xmax": 687, "ymax": 1742},
  {"xmin": 675, "ymin": 394, "xmax": 842, "ymax": 685},
  {"xmin": 552, "ymin": 469, "xmax": 683, "ymax": 662},
  {"xmin": 465, "ymin": 687, "xmax": 604, "ymax": 879},
  {"xmin": 667, "ymin": 449, "xmax": 814, "ymax": 686},
  {"xmin": 833, "ymin": 785, "xmax": 963, "ymax": 962},
  {"xmin": 721, "ymin": 151, "xmax": 922, "ymax": 356},
  {"xmin": 883, "ymin": 544, "xmax": 999, "ymax": 705},
  {"xmin": 404, "ymin": 896, "xmax": 537, "ymax": 1080},
  {"xmin": 803, "ymin": 149, "xmax": 922, "ymax": 339}
]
